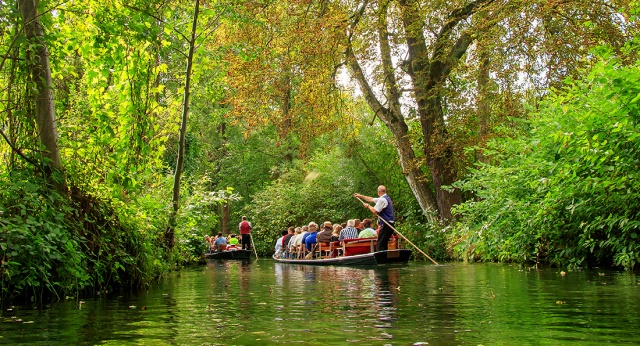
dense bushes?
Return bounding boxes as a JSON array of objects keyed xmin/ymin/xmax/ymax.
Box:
[
  {"xmin": 0, "ymin": 170, "xmax": 168, "ymax": 306},
  {"xmin": 450, "ymin": 48, "xmax": 640, "ymax": 269}
]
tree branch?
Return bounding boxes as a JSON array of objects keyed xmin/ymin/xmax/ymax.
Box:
[
  {"xmin": 377, "ymin": 0, "xmax": 402, "ymax": 115},
  {"xmin": 123, "ymin": 4, "xmax": 190, "ymax": 43},
  {"xmin": 345, "ymin": 46, "xmax": 389, "ymax": 121},
  {"xmin": 195, "ymin": 7, "xmax": 227, "ymax": 42},
  {"xmin": 0, "ymin": 127, "xmax": 40, "ymax": 167},
  {"xmin": 441, "ymin": 32, "xmax": 473, "ymax": 78},
  {"xmin": 430, "ymin": 0, "xmax": 496, "ymax": 82},
  {"xmin": 347, "ymin": 0, "xmax": 369, "ymax": 44}
]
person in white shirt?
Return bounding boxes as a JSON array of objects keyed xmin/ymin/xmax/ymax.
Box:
[
  {"xmin": 354, "ymin": 185, "xmax": 395, "ymax": 251},
  {"xmin": 274, "ymin": 229, "xmax": 288, "ymax": 256}
]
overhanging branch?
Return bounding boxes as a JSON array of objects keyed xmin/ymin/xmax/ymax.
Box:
[{"xmin": 0, "ymin": 127, "xmax": 40, "ymax": 167}]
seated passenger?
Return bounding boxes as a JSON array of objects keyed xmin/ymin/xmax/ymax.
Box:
[
  {"xmin": 283, "ymin": 227, "xmax": 295, "ymax": 251},
  {"xmin": 358, "ymin": 218, "xmax": 377, "ymax": 238},
  {"xmin": 331, "ymin": 225, "xmax": 342, "ymax": 242},
  {"xmin": 304, "ymin": 222, "xmax": 319, "ymax": 251},
  {"xmin": 301, "ymin": 222, "xmax": 317, "ymax": 245},
  {"xmin": 274, "ymin": 229, "xmax": 288, "ymax": 255},
  {"xmin": 339, "ymin": 219, "xmax": 359, "ymax": 242},
  {"xmin": 213, "ymin": 232, "xmax": 227, "ymax": 251},
  {"xmin": 291, "ymin": 225, "xmax": 308, "ymax": 257},
  {"xmin": 205, "ymin": 235, "xmax": 212, "ymax": 253},
  {"xmin": 227, "ymin": 234, "xmax": 239, "ymax": 250},
  {"xmin": 354, "ymin": 219, "xmax": 364, "ymax": 231},
  {"xmin": 288, "ymin": 227, "xmax": 301, "ymax": 251},
  {"xmin": 316, "ymin": 221, "xmax": 333, "ymax": 243}
]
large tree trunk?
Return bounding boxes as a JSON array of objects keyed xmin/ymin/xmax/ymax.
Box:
[
  {"xmin": 167, "ymin": 0, "xmax": 200, "ymax": 250},
  {"xmin": 421, "ymin": 95, "xmax": 461, "ymax": 221},
  {"xmin": 345, "ymin": 1, "xmax": 440, "ymax": 222},
  {"xmin": 398, "ymin": 0, "xmax": 490, "ymax": 221},
  {"xmin": 346, "ymin": 44, "xmax": 439, "ymax": 223},
  {"xmin": 375, "ymin": 2, "xmax": 439, "ymax": 221},
  {"xmin": 345, "ymin": 0, "xmax": 489, "ymax": 223},
  {"xmin": 19, "ymin": 0, "xmax": 66, "ymax": 194}
]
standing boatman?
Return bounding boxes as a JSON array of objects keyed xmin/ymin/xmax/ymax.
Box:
[
  {"xmin": 238, "ymin": 215, "xmax": 252, "ymax": 250},
  {"xmin": 354, "ymin": 185, "xmax": 395, "ymax": 251}
]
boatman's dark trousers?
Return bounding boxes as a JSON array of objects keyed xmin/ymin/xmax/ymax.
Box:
[
  {"xmin": 377, "ymin": 222, "xmax": 393, "ymax": 251},
  {"xmin": 242, "ymin": 234, "xmax": 251, "ymax": 249}
]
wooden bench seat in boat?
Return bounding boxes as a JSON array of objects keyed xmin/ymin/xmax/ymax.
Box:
[
  {"xmin": 342, "ymin": 237, "xmax": 377, "ymax": 256},
  {"xmin": 318, "ymin": 241, "xmax": 341, "ymax": 258}
]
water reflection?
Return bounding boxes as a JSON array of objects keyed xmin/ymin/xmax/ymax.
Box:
[
  {"xmin": 374, "ymin": 267, "xmax": 399, "ymax": 329},
  {"xmin": 271, "ymin": 263, "xmax": 404, "ymax": 342},
  {"xmin": 1, "ymin": 262, "xmax": 639, "ymax": 345}
]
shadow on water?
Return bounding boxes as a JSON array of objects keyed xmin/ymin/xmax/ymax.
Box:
[{"xmin": 1, "ymin": 261, "xmax": 639, "ymax": 345}]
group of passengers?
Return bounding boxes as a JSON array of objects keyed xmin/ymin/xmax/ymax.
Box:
[
  {"xmin": 274, "ymin": 218, "xmax": 378, "ymax": 258},
  {"xmin": 205, "ymin": 233, "xmax": 241, "ymax": 252}
]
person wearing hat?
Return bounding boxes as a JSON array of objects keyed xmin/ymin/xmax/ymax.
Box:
[{"xmin": 316, "ymin": 221, "xmax": 334, "ymax": 243}]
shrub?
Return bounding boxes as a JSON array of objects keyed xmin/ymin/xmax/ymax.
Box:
[{"xmin": 450, "ymin": 48, "xmax": 640, "ymax": 269}]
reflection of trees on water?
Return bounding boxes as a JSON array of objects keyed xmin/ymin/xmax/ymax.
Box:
[
  {"xmin": 375, "ymin": 267, "xmax": 400, "ymax": 330},
  {"xmin": 271, "ymin": 263, "xmax": 402, "ymax": 341}
]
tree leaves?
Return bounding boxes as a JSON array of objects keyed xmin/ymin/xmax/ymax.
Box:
[{"xmin": 451, "ymin": 47, "xmax": 640, "ymax": 269}]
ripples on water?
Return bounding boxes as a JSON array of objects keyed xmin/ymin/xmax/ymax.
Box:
[{"xmin": 1, "ymin": 261, "xmax": 639, "ymax": 345}]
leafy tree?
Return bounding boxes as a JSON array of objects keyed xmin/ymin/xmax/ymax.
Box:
[
  {"xmin": 451, "ymin": 45, "xmax": 640, "ymax": 269},
  {"xmin": 339, "ymin": 0, "xmax": 636, "ymax": 223}
]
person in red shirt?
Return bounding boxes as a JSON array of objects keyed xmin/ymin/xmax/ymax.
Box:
[{"xmin": 238, "ymin": 216, "xmax": 252, "ymax": 250}]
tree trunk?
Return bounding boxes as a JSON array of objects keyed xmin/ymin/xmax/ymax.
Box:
[
  {"xmin": 476, "ymin": 50, "xmax": 491, "ymax": 164},
  {"xmin": 421, "ymin": 95, "xmax": 461, "ymax": 221},
  {"xmin": 220, "ymin": 202, "xmax": 229, "ymax": 234},
  {"xmin": 346, "ymin": 45, "xmax": 439, "ymax": 223},
  {"xmin": 19, "ymin": 0, "xmax": 67, "ymax": 194},
  {"xmin": 167, "ymin": 0, "xmax": 200, "ymax": 250},
  {"xmin": 398, "ymin": 0, "xmax": 483, "ymax": 221}
]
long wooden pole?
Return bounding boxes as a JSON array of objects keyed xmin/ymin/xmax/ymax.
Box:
[
  {"xmin": 355, "ymin": 196, "xmax": 439, "ymax": 265},
  {"xmin": 250, "ymin": 234, "xmax": 259, "ymax": 260}
]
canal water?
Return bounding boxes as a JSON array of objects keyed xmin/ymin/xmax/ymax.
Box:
[{"xmin": 1, "ymin": 261, "xmax": 639, "ymax": 345}]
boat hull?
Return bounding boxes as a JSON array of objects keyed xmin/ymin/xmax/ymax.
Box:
[
  {"xmin": 205, "ymin": 249, "xmax": 252, "ymax": 260},
  {"xmin": 272, "ymin": 249, "xmax": 412, "ymax": 266}
]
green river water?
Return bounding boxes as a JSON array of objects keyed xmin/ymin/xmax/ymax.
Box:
[{"xmin": 1, "ymin": 261, "xmax": 639, "ymax": 345}]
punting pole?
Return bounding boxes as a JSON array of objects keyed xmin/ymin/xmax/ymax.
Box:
[
  {"xmin": 355, "ymin": 196, "xmax": 439, "ymax": 265},
  {"xmin": 250, "ymin": 233, "xmax": 259, "ymax": 260}
]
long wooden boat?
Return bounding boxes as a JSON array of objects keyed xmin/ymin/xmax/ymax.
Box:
[
  {"xmin": 205, "ymin": 249, "xmax": 252, "ymax": 260},
  {"xmin": 272, "ymin": 249, "xmax": 412, "ymax": 266}
]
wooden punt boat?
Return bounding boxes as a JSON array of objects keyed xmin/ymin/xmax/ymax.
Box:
[
  {"xmin": 205, "ymin": 249, "xmax": 252, "ymax": 260},
  {"xmin": 272, "ymin": 249, "xmax": 412, "ymax": 266}
]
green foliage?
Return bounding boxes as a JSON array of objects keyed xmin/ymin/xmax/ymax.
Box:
[
  {"xmin": 173, "ymin": 180, "xmax": 239, "ymax": 262},
  {"xmin": 0, "ymin": 170, "xmax": 168, "ymax": 305},
  {"xmin": 399, "ymin": 209, "xmax": 449, "ymax": 262},
  {"xmin": 244, "ymin": 105, "xmax": 437, "ymax": 257},
  {"xmin": 248, "ymin": 151, "xmax": 361, "ymax": 255},
  {"xmin": 450, "ymin": 50, "xmax": 640, "ymax": 269},
  {"xmin": 0, "ymin": 171, "xmax": 86, "ymax": 302}
]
